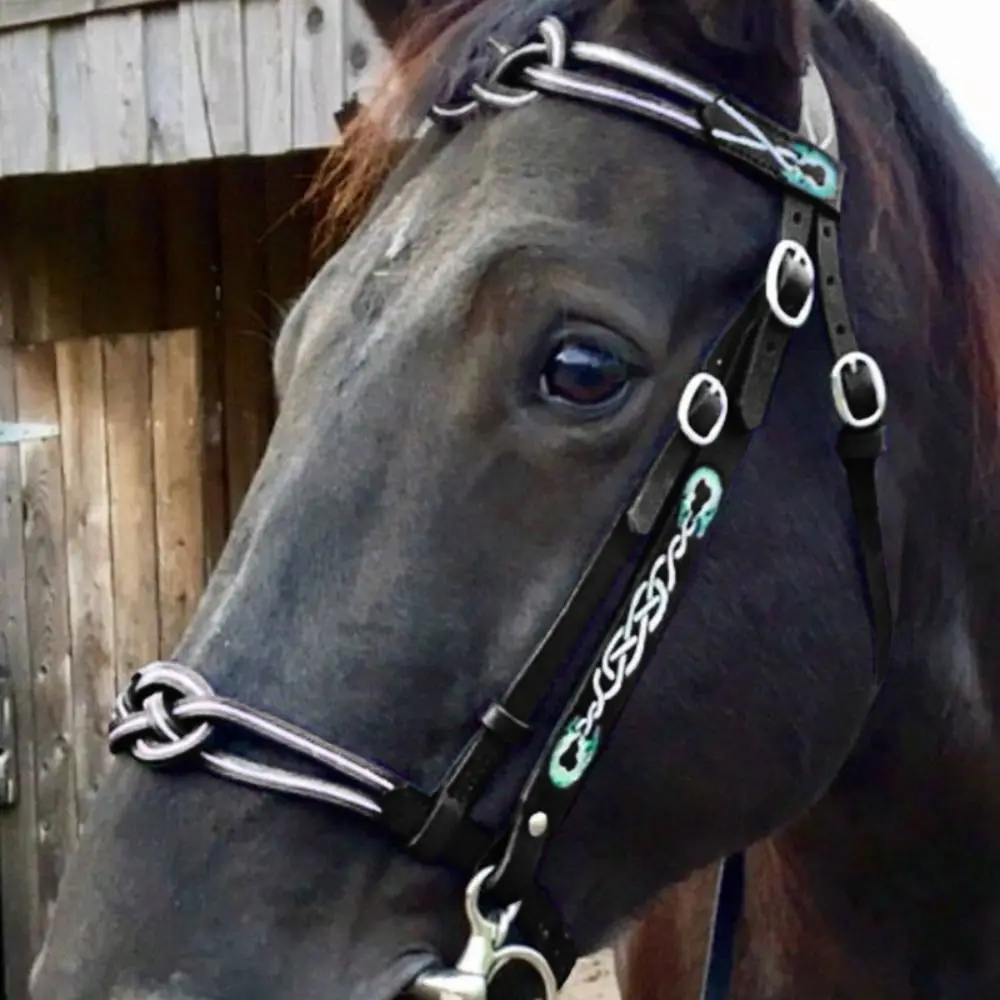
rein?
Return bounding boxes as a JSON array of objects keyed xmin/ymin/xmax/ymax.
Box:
[{"xmin": 108, "ymin": 16, "xmax": 891, "ymax": 1000}]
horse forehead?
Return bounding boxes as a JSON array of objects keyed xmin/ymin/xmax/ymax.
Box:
[{"xmin": 291, "ymin": 160, "xmax": 578, "ymax": 375}]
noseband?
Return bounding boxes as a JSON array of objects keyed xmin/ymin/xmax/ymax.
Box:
[{"xmin": 108, "ymin": 16, "xmax": 891, "ymax": 1000}]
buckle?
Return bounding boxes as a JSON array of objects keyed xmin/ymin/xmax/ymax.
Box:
[
  {"xmin": 830, "ymin": 351, "xmax": 887, "ymax": 429},
  {"xmin": 765, "ymin": 239, "xmax": 815, "ymax": 328},
  {"xmin": 678, "ymin": 372, "xmax": 728, "ymax": 447}
]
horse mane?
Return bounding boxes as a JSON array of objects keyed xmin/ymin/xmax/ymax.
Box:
[{"xmin": 307, "ymin": 0, "xmax": 1000, "ymax": 451}]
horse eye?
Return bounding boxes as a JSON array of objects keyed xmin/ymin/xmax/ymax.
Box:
[{"xmin": 541, "ymin": 337, "xmax": 636, "ymax": 408}]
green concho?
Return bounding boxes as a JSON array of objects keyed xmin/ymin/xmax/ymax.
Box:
[
  {"xmin": 548, "ymin": 717, "xmax": 600, "ymax": 789},
  {"xmin": 782, "ymin": 142, "xmax": 839, "ymax": 201},
  {"xmin": 678, "ymin": 466, "xmax": 724, "ymax": 538}
]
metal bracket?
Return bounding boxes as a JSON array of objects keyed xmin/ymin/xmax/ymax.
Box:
[
  {"xmin": 0, "ymin": 422, "xmax": 59, "ymax": 446},
  {"xmin": 0, "ymin": 674, "xmax": 16, "ymax": 808}
]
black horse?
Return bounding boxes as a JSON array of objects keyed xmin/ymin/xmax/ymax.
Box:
[{"xmin": 30, "ymin": 1, "xmax": 1000, "ymax": 999}]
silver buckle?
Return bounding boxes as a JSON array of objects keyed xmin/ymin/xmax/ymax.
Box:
[
  {"xmin": 830, "ymin": 351, "xmax": 887, "ymax": 429},
  {"xmin": 410, "ymin": 867, "xmax": 558, "ymax": 1000},
  {"xmin": 765, "ymin": 239, "xmax": 815, "ymax": 328},
  {"xmin": 677, "ymin": 372, "xmax": 728, "ymax": 447}
]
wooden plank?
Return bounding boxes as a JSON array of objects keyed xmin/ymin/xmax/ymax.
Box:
[
  {"xmin": 244, "ymin": 0, "xmax": 291, "ymax": 155},
  {"xmin": 0, "ymin": 26, "xmax": 54, "ymax": 177},
  {"xmin": 84, "ymin": 9, "xmax": 148, "ymax": 167},
  {"xmin": 50, "ymin": 22, "xmax": 96, "ymax": 172},
  {"xmin": 178, "ymin": 0, "xmax": 247, "ymax": 159},
  {"xmin": 344, "ymin": 0, "xmax": 386, "ymax": 105},
  {"xmin": 104, "ymin": 334, "xmax": 160, "ymax": 688},
  {"xmin": 11, "ymin": 177, "xmax": 103, "ymax": 345},
  {"xmin": 0, "ymin": 204, "xmax": 43, "ymax": 1000},
  {"xmin": 151, "ymin": 328, "xmax": 204, "ymax": 655},
  {"xmin": 158, "ymin": 163, "xmax": 227, "ymax": 574},
  {"xmin": 56, "ymin": 337, "xmax": 116, "ymax": 830},
  {"xmin": 15, "ymin": 341, "xmax": 77, "ymax": 937},
  {"xmin": 0, "ymin": 0, "xmax": 173, "ymax": 32},
  {"xmin": 144, "ymin": 4, "xmax": 186, "ymax": 165},
  {"xmin": 218, "ymin": 159, "xmax": 273, "ymax": 520},
  {"xmin": 287, "ymin": 0, "xmax": 344, "ymax": 148}
]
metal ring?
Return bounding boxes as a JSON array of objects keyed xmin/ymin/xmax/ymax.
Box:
[
  {"xmin": 677, "ymin": 372, "xmax": 728, "ymax": 447},
  {"xmin": 830, "ymin": 351, "xmax": 887, "ymax": 429},
  {"xmin": 765, "ymin": 239, "xmax": 815, "ymax": 328}
]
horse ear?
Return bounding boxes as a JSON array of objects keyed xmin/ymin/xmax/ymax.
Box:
[{"xmin": 679, "ymin": 0, "xmax": 810, "ymax": 71}]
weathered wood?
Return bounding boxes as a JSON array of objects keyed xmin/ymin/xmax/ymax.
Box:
[
  {"xmin": 0, "ymin": 25, "xmax": 54, "ymax": 175},
  {"xmin": 159, "ymin": 164, "xmax": 228, "ymax": 574},
  {"xmin": 15, "ymin": 341, "xmax": 77, "ymax": 936},
  {"xmin": 144, "ymin": 5, "xmax": 187, "ymax": 165},
  {"xmin": 0, "ymin": 206, "xmax": 43, "ymax": 1000},
  {"xmin": 245, "ymin": 0, "xmax": 292, "ymax": 155},
  {"xmin": 287, "ymin": 0, "xmax": 344, "ymax": 148},
  {"xmin": 0, "ymin": 0, "xmax": 173, "ymax": 32},
  {"xmin": 56, "ymin": 337, "xmax": 116, "ymax": 831},
  {"xmin": 100, "ymin": 171, "xmax": 164, "ymax": 685},
  {"xmin": 104, "ymin": 337, "xmax": 160, "ymax": 686},
  {"xmin": 178, "ymin": 0, "xmax": 247, "ymax": 159},
  {"xmin": 151, "ymin": 328, "xmax": 205, "ymax": 655},
  {"xmin": 84, "ymin": 9, "xmax": 148, "ymax": 166},
  {"xmin": 51, "ymin": 22, "xmax": 96, "ymax": 171},
  {"xmin": 218, "ymin": 159, "xmax": 274, "ymax": 520},
  {"xmin": 344, "ymin": 0, "xmax": 385, "ymax": 102}
]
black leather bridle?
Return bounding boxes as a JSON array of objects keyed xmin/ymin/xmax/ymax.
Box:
[{"xmin": 109, "ymin": 13, "xmax": 891, "ymax": 1000}]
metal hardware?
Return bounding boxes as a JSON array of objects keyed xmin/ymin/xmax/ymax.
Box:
[
  {"xmin": 527, "ymin": 812, "xmax": 548, "ymax": 837},
  {"xmin": 410, "ymin": 867, "xmax": 558, "ymax": 1000},
  {"xmin": 678, "ymin": 373, "xmax": 728, "ymax": 447},
  {"xmin": 0, "ymin": 422, "xmax": 59, "ymax": 446},
  {"xmin": 0, "ymin": 675, "xmax": 17, "ymax": 808},
  {"xmin": 831, "ymin": 351, "xmax": 887, "ymax": 429},
  {"xmin": 765, "ymin": 240, "xmax": 815, "ymax": 328}
]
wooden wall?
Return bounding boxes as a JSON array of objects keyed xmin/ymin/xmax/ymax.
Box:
[
  {"xmin": 0, "ymin": 150, "xmax": 325, "ymax": 1000},
  {"xmin": 0, "ymin": 0, "xmax": 385, "ymax": 178}
]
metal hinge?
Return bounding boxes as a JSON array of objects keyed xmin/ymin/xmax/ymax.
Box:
[
  {"xmin": 0, "ymin": 674, "xmax": 15, "ymax": 808},
  {"xmin": 0, "ymin": 422, "xmax": 58, "ymax": 446}
]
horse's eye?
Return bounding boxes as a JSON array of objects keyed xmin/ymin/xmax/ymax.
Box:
[{"xmin": 541, "ymin": 338, "xmax": 635, "ymax": 407}]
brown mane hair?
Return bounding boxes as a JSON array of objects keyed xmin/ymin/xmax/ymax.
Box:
[{"xmin": 306, "ymin": 0, "xmax": 1000, "ymax": 451}]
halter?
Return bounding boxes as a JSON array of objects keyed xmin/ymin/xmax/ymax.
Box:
[{"xmin": 108, "ymin": 16, "xmax": 891, "ymax": 1000}]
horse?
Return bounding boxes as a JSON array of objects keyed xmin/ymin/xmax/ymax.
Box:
[{"xmin": 28, "ymin": 0, "xmax": 1000, "ymax": 999}]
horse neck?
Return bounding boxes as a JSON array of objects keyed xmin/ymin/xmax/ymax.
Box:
[{"xmin": 740, "ymin": 388, "xmax": 1000, "ymax": 998}]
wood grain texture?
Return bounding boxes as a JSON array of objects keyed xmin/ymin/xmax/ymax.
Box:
[
  {"xmin": 84, "ymin": 9, "xmax": 148, "ymax": 166},
  {"xmin": 0, "ymin": 0, "xmax": 172, "ymax": 31},
  {"xmin": 158, "ymin": 164, "xmax": 228, "ymax": 576},
  {"xmin": 50, "ymin": 22, "xmax": 96, "ymax": 172},
  {"xmin": 104, "ymin": 334, "xmax": 160, "ymax": 684},
  {"xmin": 151, "ymin": 328, "xmax": 205, "ymax": 655},
  {"xmin": 218, "ymin": 158, "xmax": 274, "ymax": 520},
  {"xmin": 245, "ymin": 0, "xmax": 292, "ymax": 155},
  {"xmin": 0, "ymin": 0, "xmax": 372, "ymax": 177},
  {"xmin": 0, "ymin": 212, "xmax": 43, "ymax": 1000},
  {"xmin": 56, "ymin": 337, "xmax": 116, "ymax": 831},
  {"xmin": 15, "ymin": 341, "xmax": 77, "ymax": 938},
  {"xmin": 286, "ymin": 0, "xmax": 344, "ymax": 148},
  {"xmin": 144, "ymin": 5, "xmax": 187, "ymax": 165},
  {"xmin": 178, "ymin": 0, "xmax": 247, "ymax": 159},
  {"xmin": 0, "ymin": 25, "xmax": 54, "ymax": 175}
]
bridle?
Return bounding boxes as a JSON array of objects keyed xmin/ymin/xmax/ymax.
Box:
[{"xmin": 107, "ymin": 14, "xmax": 892, "ymax": 1000}]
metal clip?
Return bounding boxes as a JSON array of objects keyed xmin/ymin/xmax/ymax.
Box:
[{"xmin": 410, "ymin": 867, "xmax": 557, "ymax": 1000}]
